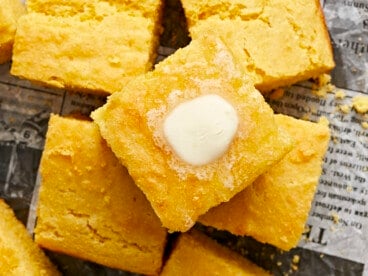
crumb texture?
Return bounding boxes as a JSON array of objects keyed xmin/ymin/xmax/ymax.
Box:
[
  {"xmin": 36, "ymin": 115, "xmax": 167, "ymax": 275},
  {"xmin": 10, "ymin": 0, "xmax": 163, "ymax": 94},
  {"xmin": 0, "ymin": 200, "xmax": 60, "ymax": 275},
  {"xmin": 181, "ymin": 0, "xmax": 335, "ymax": 92}
]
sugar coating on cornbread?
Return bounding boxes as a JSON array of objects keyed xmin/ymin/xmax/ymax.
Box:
[
  {"xmin": 36, "ymin": 115, "xmax": 167, "ymax": 275},
  {"xmin": 0, "ymin": 199, "xmax": 60, "ymax": 275},
  {"xmin": 11, "ymin": 0, "xmax": 163, "ymax": 94},
  {"xmin": 92, "ymin": 36, "xmax": 293, "ymax": 232},
  {"xmin": 199, "ymin": 114, "xmax": 331, "ymax": 250},
  {"xmin": 161, "ymin": 230, "xmax": 270, "ymax": 275},
  {"xmin": 0, "ymin": 0, "xmax": 25, "ymax": 64},
  {"xmin": 181, "ymin": 0, "xmax": 335, "ymax": 92}
]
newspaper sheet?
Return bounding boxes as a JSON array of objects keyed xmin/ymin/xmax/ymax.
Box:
[{"xmin": 0, "ymin": 0, "xmax": 367, "ymax": 275}]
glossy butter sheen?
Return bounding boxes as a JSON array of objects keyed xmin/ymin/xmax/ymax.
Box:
[{"xmin": 163, "ymin": 94, "xmax": 238, "ymax": 166}]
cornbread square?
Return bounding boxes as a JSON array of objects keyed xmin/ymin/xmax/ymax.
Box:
[
  {"xmin": 11, "ymin": 0, "xmax": 163, "ymax": 94},
  {"xmin": 199, "ymin": 114, "xmax": 330, "ymax": 250},
  {"xmin": 161, "ymin": 230, "xmax": 269, "ymax": 275},
  {"xmin": 92, "ymin": 36, "xmax": 293, "ymax": 232},
  {"xmin": 35, "ymin": 115, "xmax": 167, "ymax": 275},
  {"xmin": 0, "ymin": 199, "xmax": 60, "ymax": 275},
  {"xmin": 0, "ymin": 0, "xmax": 25, "ymax": 64},
  {"xmin": 181, "ymin": 0, "xmax": 335, "ymax": 92}
]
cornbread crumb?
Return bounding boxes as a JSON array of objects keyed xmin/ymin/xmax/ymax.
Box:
[
  {"xmin": 332, "ymin": 212, "xmax": 339, "ymax": 224},
  {"xmin": 0, "ymin": 0, "xmax": 25, "ymax": 64},
  {"xmin": 0, "ymin": 199, "xmax": 60, "ymax": 275},
  {"xmin": 339, "ymin": 104, "xmax": 351, "ymax": 114},
  {"xmin": 312, "ymin": 83, "xmax": 335, "ymax": 98},
  {"xmin": 334, "ymin": 89, "xmax": 346, "ymax": 100},
  {"xmin": 362, "ymin": 122, "xmax": 368, "ymax": 129},
  {"xmin": 311, "ymin": 74, "xmax": 336, "ymax": 97},
  {"xmin": 352, "ymin": 95, "xmax": 368, "ymax": 114},
  {"xmin": 292, "ymin": 255, "xmax": 300, "ymax": 264}
]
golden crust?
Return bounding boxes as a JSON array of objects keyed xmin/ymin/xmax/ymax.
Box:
[
  {"xmin": 199, "ymin": 114, "xmax": 331, "ymax": 250},
  {"xmin": 181, "ymin": 0, "xmax": 335, "ymax": 92},
  {"xmin": 36, "ymin": 115, "xmax": 167, "ymax": 275},
  {"xmin": 161, "ymin": 230, "xmax": 270, "ymax": 275},
  {"xmin": 92, "ymin": 36, "xmax": 293, "ymax": 232},
  {"xmin": 0, "ymin": 199, "xmax": 60, "ymax": 275}
]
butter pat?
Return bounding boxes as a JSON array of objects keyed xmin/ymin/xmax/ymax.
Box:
[{"xmin": 163, "ymin": 94, "xmax": 238, "ymax": 166}]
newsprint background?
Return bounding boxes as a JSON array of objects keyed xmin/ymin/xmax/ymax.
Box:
[{"xmin": 0, "ymin": 0, "xmax": 367, "ymax": 275}]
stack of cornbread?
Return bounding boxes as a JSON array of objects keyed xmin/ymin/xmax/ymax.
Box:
[{"xmin": 0, "ymin": 0, "xmax": 333, "ymax": 274}]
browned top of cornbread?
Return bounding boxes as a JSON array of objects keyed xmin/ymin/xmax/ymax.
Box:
[
  {"xmin": 161, "ymin": 230, "xmax": 270, "ymax": 275},
  {"xmin": 0, "ymin": 199, "xmax": 60, "ymax": 275},
  {"xmin": 92, "ymin": 35, "xmax": 293, "ymax": 232},
  {"xmin": 36, "ymin": 115, "xmax": 167, "ymax": 275},
  {"xmin": 181, "ymin": 0, "xmax": 335, "ymax": 92},
  {"xmin": 199, "ymin": 114, "xmax": 331, "ymax": 250}
]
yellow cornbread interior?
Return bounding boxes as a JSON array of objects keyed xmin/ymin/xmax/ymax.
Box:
[
  {"xmin": 161, "ymin": 230, "xmax": 270, "ymax": 275},
  {"xmin": 36, "ymin": 115, "xmax": 167, "ymax": 275},
  {"xmin": 0, "ymin": 199, "xmax": 60, "ymax": 275},
  {"xmin": 199, "ymin": 114, "xmax": 331, "ymax": 250},
  {"xmin": 181, "ymin": 0, "xmax": 335, "ymax": 92},
  {"xmin": 92, "ymin": 36, "xmax": 293, "ymax": 232},
  {"xmin": 11, "ymin": 0, "xmax": 163, "ymax": 94},
  {"xmin": 0, "ymin": 0, "xmax": 25, "ymax": 64}
]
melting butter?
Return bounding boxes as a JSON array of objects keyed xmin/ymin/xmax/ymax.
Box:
[{"xmin": 163, "ymin": 94, "xmax": 238, "ymax": 166}]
